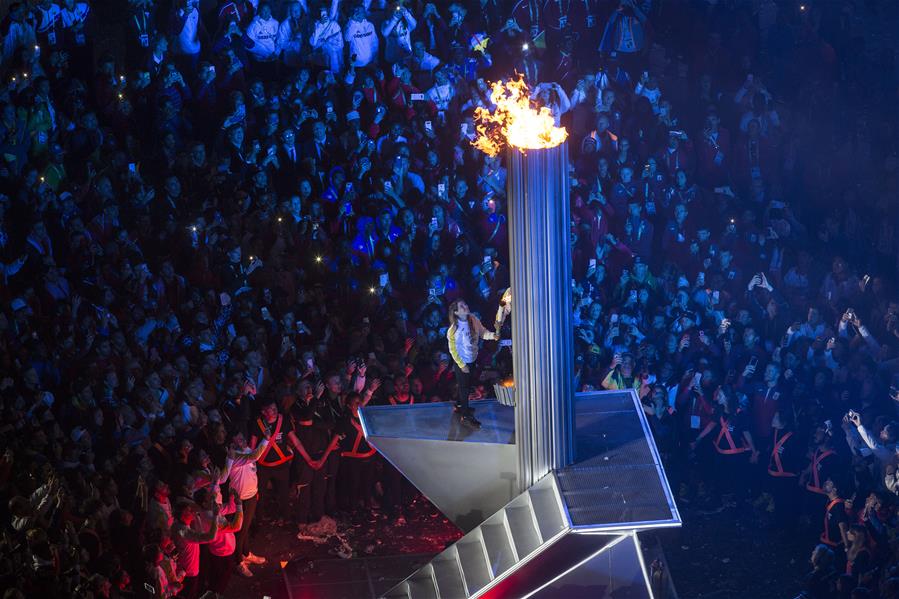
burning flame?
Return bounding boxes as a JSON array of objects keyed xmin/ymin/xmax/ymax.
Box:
[{"xmin": 473, "ymin": 77, "xmax": 568, "ymax": 156}]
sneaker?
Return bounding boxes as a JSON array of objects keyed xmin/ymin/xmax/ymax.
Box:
[
  {"xmin": 245, "ymin": 552, "xmax": 266, "ymax": 565},
  {"xmin": 236, "ymin": 561, "xmax": 254, "ymax": 578}
]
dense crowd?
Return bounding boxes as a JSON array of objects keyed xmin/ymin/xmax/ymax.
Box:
[{"xmin": 0, "ymin": 0, "xmax": 897, "ymax": 597}]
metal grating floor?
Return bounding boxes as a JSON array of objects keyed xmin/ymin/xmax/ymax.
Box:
[{"xmin": 561, "ymin": 392, "xmax": 679, "ymax": 529}]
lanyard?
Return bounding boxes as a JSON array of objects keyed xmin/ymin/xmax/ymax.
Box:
[{"xmin": 134, "ymin": 10, "xmax": 149, "ymax": 34}]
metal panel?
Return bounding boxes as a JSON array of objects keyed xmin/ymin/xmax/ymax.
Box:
[
  {"xmin": 366, "ymin": 436, "xmax": 518, "ymax": 533},
  {"xmin": 361, "ymin": 400, "xmax": 515, "ymax": 444},
  {"xmin": 528, "ymin": 533, "xmax": 651, "ymax": 599},
  {"xmin": 560, "ymin": 390, "xmax": 681, "ymax": 530},
  {"xmin": 477, "ymin": 532, "xmax": 621, "ymax": 599},
  {"xmin": 507, "ymin": 142, "xmax": 576, "ymax": 492}
]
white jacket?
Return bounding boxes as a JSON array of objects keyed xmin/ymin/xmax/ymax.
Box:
[
  {"xmin": 344, "ymin": 18, "xmax": 378, "ymax": 67},
  {"xmin": 246, "ymin": 15, "xmax": 280, "ymax": 60},
  {"xmin": 381, "ymin": 8, "xmax": 416, "ymax": 62},
  {"xmin": 311, "ymin": 19, "xmax": 343, "ymax": 52},
  {"xmin": 277, "ymin": 17, "xmax": 303, "ymax": 66}
]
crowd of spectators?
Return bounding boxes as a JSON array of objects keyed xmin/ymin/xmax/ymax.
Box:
[{"xmin": 0, "ymin": 0, "xmax": 897, "ymax": 597}]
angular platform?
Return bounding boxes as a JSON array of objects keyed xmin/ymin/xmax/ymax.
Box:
[
  {"xmin": 361, "ymin": 400, "xmax": 518, "ymax": 532},
  {"xmin": 362, "ymin": 390, "xmax": 681, "ymax": 598}
]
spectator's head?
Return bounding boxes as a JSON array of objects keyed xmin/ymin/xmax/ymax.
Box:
[
  {"xmin": 174, "ymin": 500, "xmax": 198, "ymax": 525},
  {"xmin": 810, "ymin": 544, "xmax": 834, "ymax": 570},
  {"xmin": 823, "ymin": 476, "xmax": 844, "ymax": 499},
  {"xmin": 880, "ymin": 421, "xmax": 899, "ymax": 445}
]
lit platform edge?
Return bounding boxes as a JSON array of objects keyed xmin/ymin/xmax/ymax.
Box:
[
  {"xmin": 382, "ymin": 472, "xmax": 672, "ymax": 599},
  {"xmin": 359, "ymin": 399, "xmax": 516, "ymax": 444},
  {"xmin": 359, "ymin": 390, "xmax": 681, "ymax": 532}
]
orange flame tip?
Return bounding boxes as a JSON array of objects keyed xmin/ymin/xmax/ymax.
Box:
[{"xmin": 473, "ymin": 77, "xmax": 568, "ymax": 156}]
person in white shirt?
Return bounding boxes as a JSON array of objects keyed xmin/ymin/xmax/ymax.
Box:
[
  {"xmin": 277, "ymin": 1, "xmax": 305, "ymax": 68},
  {"xmin": 344, "ymin": 3, "xmax": 378, "ymax": 68},
  {"xmin": 228, "ymin": 430, "xmax": 269, "ymax": 576},
  {"xmin": 2, "ymin": 3, "xmax": 37, "ymax": 66},
  {"xmin": 246, "ymin": 2, "xmax": 280, "ymax": 62},
  {"xmin": 411, "ymin": 39, "xmax": 440, "ymax": 78},
  {"xmin": 534, "ymin": 82, "xmax": 571, "ymax": 127},
  {"xmin": 195, "ymin": 487, "xmax": 244, "ymax": 594},
  {"xmin": 171, "ymin": 0, "xmax": 202, "ymax": 72},
  {"xmin": 446, "ymin": 298, "xmax": 497, "ymax": 428},
  {"xmin": 310, "ymin": 0, "xmax": 344, "ymax": 73},
  {"xmin": 381, "ymin": 1, "xmax": 416, "ymax": 63},
  {"xmin": 172, "ymin": 500, "xmax": 219, "ymax": 599},
  {"xmin": 60, "ymin": 0, "xmax": 89, "ymax": 47},
  {"xmin": 426, "ymin": 68, "xmax": 455, "ymax": 113},
  {"xmin": 34, "ymin": 0, "xmax": 62, "ymax": 48},
  {"xmin": 634, "ymin": 70, "xmax": 662, "ymax": 115}
]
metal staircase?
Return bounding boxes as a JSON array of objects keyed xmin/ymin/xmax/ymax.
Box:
[{"xmin": 384, "ymin": 473, "xmax": 568, "ymax": 599}]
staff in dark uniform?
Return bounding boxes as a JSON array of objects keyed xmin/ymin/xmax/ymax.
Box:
[
  {"xmin": 820, "ymin": 476, "xmax": 850, "ymax": 569},
  {"xmin": 337, "ymin": 392, "xmax": 378, "ymax": 514},
  {"xmin": 767, "ymin": 409, "xmax": 803, "ymax": 527},
  {"xmin": 313, "ymin": 376, "xmax": 344, "ymax": 518},
  {"xmin": 249, "ymin": 398, "xmax": 312, "ymax": 525},
  {"xmin": 799, "ymin": 421, "xmax": 840, "ymax": 522},
  {"xmin": 692, "ymin": 387, "xmax": 758, "ymax": 501},
  {"xmin": 290, "ymin": 383, "xmax": 329, "ymax": 525}
]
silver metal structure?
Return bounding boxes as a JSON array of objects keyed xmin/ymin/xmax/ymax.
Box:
[{"xmin": 507, "ymin": 143, "xmax": 575, "ymax": 492}]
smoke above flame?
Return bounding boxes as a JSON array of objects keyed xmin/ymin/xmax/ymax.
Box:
[{"xmin": 473, "ymin": 77, "xmax": 568, "ymax": 156}]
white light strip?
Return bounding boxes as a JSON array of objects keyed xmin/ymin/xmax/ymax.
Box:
[
  {"xmin": 519, "ymin": 534, "xmax": 629, "ymax": 599},
  {"xmin": 632, "ymin": 531, "xmax": 656, "ymax": 599}
]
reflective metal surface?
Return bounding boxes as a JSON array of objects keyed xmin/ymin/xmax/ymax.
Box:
[
  {"xmin": 360, "ymin": 399, "xmax": 515, "ymax": 444},
  {"xmin": 563, "ymin": 390, "xmax": 681, "ymax": 530},
  {"xmin": 507, "ymin": 142, "xmax": 576, "ymax": 492},
  {"xmin": 377, "ymin": 390, "xmax": 681, "ymax": 599},
  {"xmin": 360, "ymin": 400, "xmax": 518, "ymax": 532}
]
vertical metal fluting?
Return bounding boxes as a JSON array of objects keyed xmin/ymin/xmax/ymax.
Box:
[{"xmin": 507, "ymin": 142, "xmax": 575, "ymax": 492}]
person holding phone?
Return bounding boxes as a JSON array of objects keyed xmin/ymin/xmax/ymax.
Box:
[
  {"xmin": 601, "ymin": 351, "xmax": 641, "ymax": 392},
  {"xmin": 446, "ymin": 298, "xmax": 498, "ymax": 428}
]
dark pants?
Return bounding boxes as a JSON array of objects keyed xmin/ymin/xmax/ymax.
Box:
[
  {"xmin": 453, "ymin": 362, "xmax": 475, "ymax": 412},
  {"xmin": 206, "ymin": 551, "xmax": 234, "ymax": 594},
  {"xmin": 257, "ymin": 462, "xmax": 291, "ymax": 520},
  {"xmin": 322, "ymin": 452, "xmax": 340, "ymax": 515},
  {"xmin": 382, "ymin": 460, "xmax": 412, "ymax": 518},
  {"xmin": 338, "ymin": 457, "xmax": 376, "ymax": 511},
  {"xmin": 235, "ymin": 493, "xmax": 258, "ymax": 560},
  {"xmin": 294, "ymin": 457, "xmax": 327, "ymax": 524},
  {"xmin": 768, "ymin": 475, "xmax": 801, "ymax": 528}
]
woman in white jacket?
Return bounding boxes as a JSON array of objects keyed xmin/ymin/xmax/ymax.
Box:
[
  {"xmin": 310, "ymin": 0, "xmax": 344, "ymax": 73},
  {"xmin": 534, "ymin": 82, "xmax": 571, "ymax": 127},
  {"xmin": 381, "ymin": 2, "xmax": 416, "ymax": 63}
]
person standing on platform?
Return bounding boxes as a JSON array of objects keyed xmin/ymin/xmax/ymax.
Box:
[{"xmin": 447, "ymin": 298, "xmax": 497, "ymax": 429}]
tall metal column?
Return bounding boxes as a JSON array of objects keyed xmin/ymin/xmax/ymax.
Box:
[{"xmin": 507, "ymin": 142, "xmax": 575, "ymax": 492}]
